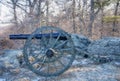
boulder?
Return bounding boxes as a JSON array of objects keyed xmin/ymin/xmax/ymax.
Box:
[
  {"xmin": 0, "ymin": 50, "xmax": 23, "ymax": 75},
  {"xmin": 1, "ymin": 50, "xmax": 23, "ymax": 68},
  {"xmin": 0, "ymin": 61, "xmax": 6, "ymax": 76}
]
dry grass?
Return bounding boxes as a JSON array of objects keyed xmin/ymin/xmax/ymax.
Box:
[{"xmin": 0, "ymin": 37, "xmax": 14, "ymax": 50}]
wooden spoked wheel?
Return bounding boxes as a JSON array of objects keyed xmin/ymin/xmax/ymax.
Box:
[{"xmin": 23, "ymin": 26, "xmax": 75, "ymax": 77}]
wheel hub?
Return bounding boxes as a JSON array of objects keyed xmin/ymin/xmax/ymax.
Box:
[{"xmin": 46, "ymin": 48, "xmax": 54, "ymax": 58}]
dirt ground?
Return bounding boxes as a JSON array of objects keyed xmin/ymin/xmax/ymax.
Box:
[{"xmin": 10, "ymin": 62, "xmax": 120, "ymax": 81}]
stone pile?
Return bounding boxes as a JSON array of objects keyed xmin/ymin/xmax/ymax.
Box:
[
  {"xmin": 87, "ymin": 37, "xmax": 120, "ymax": 55},
  {"xmin": 87, "ymin": 37, "xmax": 120, "ymax": 65}
]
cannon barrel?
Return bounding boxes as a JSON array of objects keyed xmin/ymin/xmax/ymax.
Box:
[{"xmin": 9, "ymin": 33, "xmax": 67, "ymax": 40}]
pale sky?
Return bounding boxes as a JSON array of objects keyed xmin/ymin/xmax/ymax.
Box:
[{"xmin": 0, "ymin": 2, "xmax": 12, "ymax": 22}]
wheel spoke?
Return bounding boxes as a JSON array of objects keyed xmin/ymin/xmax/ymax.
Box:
[
  {"xmin": 37, "ymin": 56, "xmax": 47, "ymax": 71},
  {"xmin": 41, "ymin": 37, "xmax": 48, "ymax": 47},
  {"xmin": 48, "ymin": 33, "xmax": 55, "ymax": 48},
  {"xmin": 40, "ymin": 30, "xmax": 48, "ymax": 47},
  {"xmin": 55, "ymin": 47, "xmax": 73, "ymax": 63},
  {"xmin": 47, "ymin": 58, "xmax": 50, "ymax": 74},
  {"xmin": 60, "ymin": 47, "xmax": 73, "ymax": 53},
  {"xmin": 54, "ymin": 40, "xmax": 67, "ymax": 49},
  {"xmin": 63, "ymin": 55, "xmax": 72, "ymax": 60},
  {"xmin": 52, "ymin": 33, "xmax": 61, "ymax": 48},
  {"xmin": 54, "ymin": 55, "xmax": 65, "ymax": 67},
  {"xmin": 53, "ymin": 62, "xmax": 57, "ymax": 72},
  {"xmin": 57, "ymin": 59, "xmax": 65, "ymax": 67},
  {"xmin": 31, "ymin": 54, "xmax": 45, "ymax": 65}
]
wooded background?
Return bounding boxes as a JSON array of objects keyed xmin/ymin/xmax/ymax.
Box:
[{"xmin": 0, "ymin": 0, "xmax": 120, "ymax": 39}]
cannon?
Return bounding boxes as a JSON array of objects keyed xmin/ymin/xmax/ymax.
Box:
[
  {"xmin": 9, "ymin": 26, "xmax": 113, "ymax": 77},
  {"xmin": 10, "ymin": 26, "xmax": 76, "ymax": 77}
]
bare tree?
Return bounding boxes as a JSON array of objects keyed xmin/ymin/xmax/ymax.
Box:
[
  {"xmin": 112, "ymin": 0, "xmax": 120, "ymax": 35},
  {"xmin": 77, "ymin": 0, "xmax": 88, "ymax": 35},
  {"xmin": 10, "ymin": 0, "xmax": 19, "ymax": 25},
  {"xmin": 27, "ymin": 0, "xmax": 38, "ymax": 15},
  {"xmin": 95, "ymin": 0, "xmax": 111, "ymax": 38},
  {"xmin": 72, "ymin": 0, "xmax": 76, "ymax": 33},
  {"xmin": 87, "ymin": 0, "xmax": 106, "ymax": 37},
  {"xmin": 46, "ymin": 0, "xmax": 49, "ymax": 26}
]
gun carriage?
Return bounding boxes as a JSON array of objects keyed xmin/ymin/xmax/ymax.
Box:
[{"xmin": 9, "ymin": 26, "xmax": 112, "ymax": 77}]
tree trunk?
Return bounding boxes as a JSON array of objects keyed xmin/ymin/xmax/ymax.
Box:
[
  {"xmin": 46, "ymin": 0, "xmax": 49, "ymax": 26},
  {"xmin": 0, "ymin": 4, "xmax": 1, "ymax": 16},
  {"xmin": 72, "ymin": 0, "xmax": 76, "ymax": 33},
  {"xmin": 78, "ymin": 0, "xmax": 86, "ymax": 35},
  {"xmin": 100, "ymin": 8, "xmax": 104, "ymax": 38},
  {"xmin": 13, "ymin": 5, "xmax": 17, "ymax": 22},
  {"xmin": 88, "ymin": 0, "xmax": 95, "ymax": 37},
  {"xmin": 112, "ymin": 0, "xmax": 119, "ymax": 36}
]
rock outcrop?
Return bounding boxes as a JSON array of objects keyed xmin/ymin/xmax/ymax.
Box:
[
  {"xmin": 87, "ymin": 37, "xmax": 120, "ymax": 55},
  {"xmin": 87, "ymin": 37, "xmax": 120, "ymax": 64}
]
